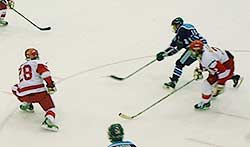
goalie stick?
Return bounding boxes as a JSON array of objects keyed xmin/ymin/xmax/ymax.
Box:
[
  {"xmin": 12, "ymin": 8, "xmax": 51, "ymax": 31},
  {"xmin": 119, "ymin": 79, "xmax": 195, "ymax": 120},
  {"xmin": 109, "ymin": 59, "xmax": 157, "ymax": 81}
]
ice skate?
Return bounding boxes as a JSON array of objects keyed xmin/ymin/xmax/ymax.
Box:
[
  {"xmin": 212, "ymin": 88, "xmax": 222, "ymax": 98},
  {"xmin": 194, "ymin": 101, "xmax": 211, "ymax": 110},
  {"xmin": 0, "ymin": 19, "xmax": 8, "ymax": 26},
  {"xmin": 211, "ymin": 90, "xmax": 217, "ymax": 100},
  {"xmin": 19, "ymin": 103, "xmax": 34, "ymax": 113},
  {"xmin": 231, "ymin": 74, "xmax": 243, "ymax": 88},
  {"xmin": 41, "ymin": 118, "xmax": 59, "ymax": 132},
  {"xmin": 163, "ymin": 81, "xmax": 176, "ymax": 89},
  {"xmin": 163, "ymin": 78, "xmax": 176, "ymax": 89}
]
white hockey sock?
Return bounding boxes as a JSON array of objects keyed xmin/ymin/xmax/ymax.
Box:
[{"xmin": 0, "ymin": 9, "xmax": 6, "ymax": 20}]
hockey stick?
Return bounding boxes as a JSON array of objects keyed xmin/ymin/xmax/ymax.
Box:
[
  {"xmin": 119, "ymin": 79, "xmax": 195, "ymax": 119},
  {"xmin": 11, "ymin": 8, "xmax": 51, "ymax": 31},
  {"xmin": 109, "ymin": 59, "xmax": 157, "ymax": 81}
]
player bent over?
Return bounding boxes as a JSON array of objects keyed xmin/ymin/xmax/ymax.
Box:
[
  {"xmin": 189, "ymin": 40, "xmax": 243, "ymax": 110},
  {"xmin": 0, "ymin": 0, "xmax": 14, "ymax": 26},
  {"xmin": 156, "ymin": 17, "xmax": 207, "ymax": 89},
  {"xmin": 108, "ymin": 123, "xmax": 136, "ymax": 147},
  {"xmin": 12, "ymin": 48, "xmax": 58, "ymax": 131}
]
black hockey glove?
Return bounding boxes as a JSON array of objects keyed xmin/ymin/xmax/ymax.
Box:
[{"xmin": 156, "ymin": 51, "xmax": 167, "ymax": 61}]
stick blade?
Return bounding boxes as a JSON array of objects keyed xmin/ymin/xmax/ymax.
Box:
[
  {"xmin": 109, "ymin": 75, "xmax": 124, "ymax": 81},
  {"xmin": 40, "ymin": 27, "xmax": 51, "ymax": 31},
  {"xmin": 235, "ymin": 76, "xmax": 244, "ymax": 88},
  {"xmin": 118, "ymin": 113, "xmax": 133, "ymax": 120}
]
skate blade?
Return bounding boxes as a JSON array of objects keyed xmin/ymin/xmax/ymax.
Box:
[
  {"xmin": 211, "ymin": 96, "xmax": 217, "ymax": 101},
  {"xmin": 194, "ymin": 107, "xmax": 210, "ymax": 111},
  {"xmin": 41, "ymin": 124, "xmax": 59, "ymax": 132},
  {"xmin": 20, "ymin": 109, "xmax": 35, "ymax": 113},
  {"xmin": 0, "ymin": 24, "xmax": 8, "ymax": 27},
  {"xmin": 162, "ymin": 85, "xmax": 175, "ymax": 90},
  {"xmin": 25, "ymin": 110, "xmax": 35, "ymax": 113},
  {"xmin": 235, "ymin": 77, "xmax": 244, "ymax": 88}
]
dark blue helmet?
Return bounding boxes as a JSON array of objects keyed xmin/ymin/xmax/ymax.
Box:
[
  {"xmin": 171, "ymin": 17, "xmax": 184, "ymax": 33},
  {"xmin": 108, "ymin": 123, "xmax": 124, "ymax": 143},
  {"xmin": 171, "ymin": 17, "xmax": 184, "ymax": 26}
]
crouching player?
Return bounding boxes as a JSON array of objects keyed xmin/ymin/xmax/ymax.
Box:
[
  {"xmin": 189, "ymin": 40, "xmax": 243, "ymax": 110},
  {"xmin": 12, "ymin": 48, "xmax": 58, "ymax": 131},
  {"xmin": 0, "ymin": 0, "xmax": 14, "ymax": 26}
]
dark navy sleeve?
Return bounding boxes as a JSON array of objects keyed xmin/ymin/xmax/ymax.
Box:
[
  {"xmin": 170, "ymin": 36, "xmax": 177, "ymax": 47},
  {"xmin": 176, "ymin": 27, "xmax": 192, "ymax": 49},
  {"xmin": 170, "ymin": 27, "xmax": 192, "ymax": 50},
  {"xmin": 170, "ymin": 24, "xmax": 207, "ymax": 51}
]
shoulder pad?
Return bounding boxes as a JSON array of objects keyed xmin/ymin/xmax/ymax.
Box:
[{"xmin": 179, "ymin": 23, "xmax": 195, "ymax": 30}]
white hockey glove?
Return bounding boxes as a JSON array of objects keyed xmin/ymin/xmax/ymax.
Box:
[
  {"xmin": 8, "ymin": 0, "xmax": 15, "ymax": 9},
  {"xmin": 46, "ymin": 82, "xmax": 57, "ymax": 95},
  {"xmin": 47, "ymin": 86, "xmax": 57, "ymax": 95},
  {"xmin": 193, "ymin": 68, "xmax": 203, "ymax": 80}
]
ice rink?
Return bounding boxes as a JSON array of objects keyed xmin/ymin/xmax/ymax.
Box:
[{"xmin": 1, "ymin": 0, "xmax": 250, "ymax": 146}]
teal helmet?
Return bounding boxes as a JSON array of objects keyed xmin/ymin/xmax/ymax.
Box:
[{"xmin": 108, "ymin": 123, "xmax": 124, "ymax": 142}]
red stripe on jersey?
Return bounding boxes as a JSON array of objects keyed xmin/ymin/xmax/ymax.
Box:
[{"xmin": 212, "ymin": 61, "xmax": 227, "ymax": 73}]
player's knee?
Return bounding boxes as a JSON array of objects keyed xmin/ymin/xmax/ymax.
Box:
[
  {"xmin": 175, "ymin": 60, "xmax": 184, "ymax": 69},
  {"xmin": 0, "ymin": 3, "xmax": 7, "ymax": 10},
  {"xmin": 39, "ymin": 93, "xmax": 55, "ymax": 111},
  {"xmin": 207, "ymin": 75, "xmax": 218, "ymax": 85}
]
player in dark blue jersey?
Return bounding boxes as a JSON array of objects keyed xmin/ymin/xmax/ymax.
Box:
[
  {"xmin": 108, "ymin": 123, "xmax": 136, "ymax": 147},
  {"xmin": 156, "ymin": 17, "xmax": 207, "ymax": 89}
]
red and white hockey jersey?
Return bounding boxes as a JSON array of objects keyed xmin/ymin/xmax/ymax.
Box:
[
  {"xmin": 12, "ymin": 60, "xmax": 53, "ymax": 97},
  {"xmin": 0, "ymin": 0, "xmax": 12, "ymax": 10},
  {"xmin": 200, "ymin": 46, "xmax": 233, "ymax": 81}
]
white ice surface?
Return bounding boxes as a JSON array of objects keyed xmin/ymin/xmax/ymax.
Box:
[{"xmin": 0, "ymin": 0, "xmax": 250, "ymax": 146}]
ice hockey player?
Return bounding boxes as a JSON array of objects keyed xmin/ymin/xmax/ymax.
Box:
[
  {"xmin": 156, "ymin": 17, "xmax": 207, "ymax": 89},
  {"xmin": 108, "ymin": 123, "xmax": 136, "ymax": 147},
  {"xmin": 12, "ymin": 48, "xmax": 59, "ymax": 131},
  {"xmin": 0, "ymin": 0, "xmax": 14, "ymax": 26},
  {"xmin": 189, "ymin": 40, "xmax": 242, "ymax": 110}
]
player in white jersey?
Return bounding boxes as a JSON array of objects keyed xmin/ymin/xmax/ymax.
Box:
[
  {"xmin": 108, "ymin": 123, "xmax": 136, "ymax": 147},
  {"xmin": 189, "ymin": 40, "xmax": 242, "ymax": 110},
  {"xmin": 12, "ymin": 48, "xmax": 58, "ymax": 131},
  {"xmin": 0, "ymin": 0, "xmax": 14, "ymax": 26}
]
